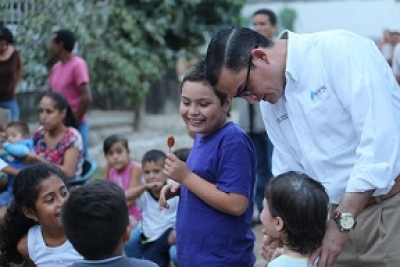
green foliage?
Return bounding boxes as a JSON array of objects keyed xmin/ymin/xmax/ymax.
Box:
[
  {"xmin": 0, "ymin": 0, "xmax": 244, "ymax": 106},
  {"xmin": 279, "ymin": 7, "xmax": 297, "ymax": 31}
]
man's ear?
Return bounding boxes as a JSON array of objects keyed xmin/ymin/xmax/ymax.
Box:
[
  {"xmin": 251, "ymin": 48, "xmax": 270, "ymax": 63},
  {"xmin": 22, "ymin": 207, "xmax": 38, "ymax": 222}
]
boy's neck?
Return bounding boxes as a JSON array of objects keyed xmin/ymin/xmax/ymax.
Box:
[{"xmin": 86, "ymin": 243, "xmax": 124, "ymax": 261}]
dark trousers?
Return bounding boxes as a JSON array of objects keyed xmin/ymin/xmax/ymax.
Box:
[{"xmin": 250, "ymin": 132, "xmax": 274, "ymax": 213}]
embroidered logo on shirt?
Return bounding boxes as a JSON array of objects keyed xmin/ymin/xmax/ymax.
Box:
[
  {"xmin": 276, "ymin": 114, "xmax": 288, "ymax": 124},
  {"xmin": 311, "ymin": 85, "xmax": 327, "ymax": 100}
]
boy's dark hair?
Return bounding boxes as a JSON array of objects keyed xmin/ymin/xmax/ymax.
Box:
[
  {"xmin": 0, "ymin": 163, "xmax": 67, "ymax": 265},
  {"xmin": 6, "ymin": 121, "xmax": 30, "ymax": 137},
  {"xmin": 173, "ymin": 148, "xmax": 191, "ymax": 162},
  {"xmin": 0, "ymin": 26, "xmax": 15, "ymax": 44},
  {"xmin": 142, "ymin": 149, "xmax": 166, "ymax": 165},
  {"xmin": 42, "ymin": 92, "xmax": 78, "ymax": 129},
  {"xmin": 182, "ymin": 60, "xmax": 228, "ymax": 106},
  {"xmin": 103, "ymin": 134, "xmax": 129, "ymax": 155},
  {"xmin": 62, "ymin": 180, "xmax": 129, "ymax": 260},
  {"xmin": 266, "ymin": 171, "xmax": 329, "ymax": 255},
  {"xmin": 253, "ymin": 9, "xmax": 278, "ymax": 26},
  {"xmin": 205, "ymin": 26, "xmax": 273, "ymax": 87},
  {"xmin": 53, "ymin": 29, "xmax": 75, "ymax": 52}
]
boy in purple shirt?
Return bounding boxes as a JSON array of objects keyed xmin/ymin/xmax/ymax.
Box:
[
  {"xmin": 48, "ymin": 29, "xmax": 91, "ymax": 157},
  {"xmin": 160, "ymin": 61, "xmax": 256, "ymax": 266}
]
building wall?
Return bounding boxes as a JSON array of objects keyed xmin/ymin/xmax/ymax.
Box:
[{"xmin": 243, "ymin": 0, "xmax": 400, "ymax": 40}]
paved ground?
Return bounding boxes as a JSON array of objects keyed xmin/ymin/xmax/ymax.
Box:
[{"xmin": 81, "ymin": 110, "xmax": 268, "ymax": 266}]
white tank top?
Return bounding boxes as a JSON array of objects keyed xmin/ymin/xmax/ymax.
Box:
[{"xmin": 27, "ymin": 225, "xmax": 83, "ymax": 266}]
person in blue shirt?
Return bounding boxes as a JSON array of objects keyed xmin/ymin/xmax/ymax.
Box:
[
  {"xmin": 0, "ymin": 121, "xmax": 33, "ymax": 211},
  {"xmin": 160, "ymin": 60, "xmax": 256, "ymax": 266}
]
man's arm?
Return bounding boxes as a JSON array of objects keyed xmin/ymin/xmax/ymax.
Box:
[
  {"xmin": 75, "ymin": 83, "xmax": 91, "ymax": 124},
  {"xmin": 74, "ymin": 59, "xmax": 91, "ymax": 124},
  {"xmin": 310, "ymin": 191, "xmax": 373, "ymax": 267},
  {"xmin": 311, "ymin": 31, "xmax": 400, "ymax": 267}
]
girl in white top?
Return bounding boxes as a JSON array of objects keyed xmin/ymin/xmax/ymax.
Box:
[
  {"xmin": 0, "ymin": 163, "xmax": 82, "ymax": 266},
  {"xmin": 260, "ymin": 172, "xmax": 329, "ymax": 267}
]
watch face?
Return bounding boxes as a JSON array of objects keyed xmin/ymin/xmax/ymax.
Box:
[{"xmin": 340, "ymin": 213, "xmax": 355, "ymax": 229}]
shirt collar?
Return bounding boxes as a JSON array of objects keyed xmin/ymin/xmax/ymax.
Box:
[
  {"xmin": 79, "ymin": 255, "xmax": 124, "ymax": 264},
  {"xmin": 278, "ymin": 30, "xmax": 300, "ymax": 83}
]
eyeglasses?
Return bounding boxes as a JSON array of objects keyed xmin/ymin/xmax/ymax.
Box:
[{"xmin": 234, "ymin": 55, "xmax": 253, "ymax": 98}]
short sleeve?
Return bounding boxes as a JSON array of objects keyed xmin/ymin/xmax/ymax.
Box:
[
  {"xmin": 216, "ymin": 142, "xmax": 255, "ymax": 198},
  {"xmin": 73, "ymin": 59, "xmax": 89, "ymax": 87},
  {"xmin": 65, "ymin": 128, "xmax": 83, "ymax": 153}
]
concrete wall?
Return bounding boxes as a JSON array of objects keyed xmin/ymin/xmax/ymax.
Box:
[{"xmin": 242, "ymin": 0, "xmax": 400, "ymax": 40}]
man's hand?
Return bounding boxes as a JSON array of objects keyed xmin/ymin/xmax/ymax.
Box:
[{"xmin": 308, "ymin": 219, "xmax": 349, "ymax": 267}]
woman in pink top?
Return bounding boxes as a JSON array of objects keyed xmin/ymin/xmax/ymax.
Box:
[{"xmin": 103, "ymin": 134, "xmax": 142, "ymax": 226}]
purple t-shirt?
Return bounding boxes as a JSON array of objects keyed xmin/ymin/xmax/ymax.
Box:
[{"xmin": 176, "ymin": 122, "xmax": 256, "ymax": 266}]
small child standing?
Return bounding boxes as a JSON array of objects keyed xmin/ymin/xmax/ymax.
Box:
[
  {"xmin": 103, "ymin": 134, "xmax": 142, "ymax": 226},
  {"xmin": 260, "ymin": 171, "xmax": 329, "ymax": 267},
  {"xmin": 160, "ymin": 60, "xmax": 256, "ymax": 266},
  {"xmin": 125, "ymin": 149, "xmax": 178, "ymax": 267},
  {"xmin": 61, "ymin": 180, "xmax": 157, "ymax": 267},
  {"xmin": 0, "ymin": 163, "xmax": 82, "ymax": 266}
]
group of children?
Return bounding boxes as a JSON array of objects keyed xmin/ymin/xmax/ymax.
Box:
[{"xmin": 0, "ymin": 60, "xmax": 331, "ymax": 267}]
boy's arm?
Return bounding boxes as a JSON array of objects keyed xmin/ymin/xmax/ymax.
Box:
[{"xmin": 125, "ymin": 184, "xmax": 149, "ymax": 200}]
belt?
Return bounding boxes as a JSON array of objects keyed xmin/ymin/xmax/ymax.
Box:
[{"xmin": 366, "ymin": 177, "xmax": 400, "ymax": 206}]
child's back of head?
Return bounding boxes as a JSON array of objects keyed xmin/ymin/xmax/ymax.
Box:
[
  {"xmin": 262, "ymin": 171, "xmax": 329, "ymax": 256},
  {"xmin": 62, "ymin": 180, "xmax": 130, "ymax": 260},
  {"xmin": 173, "ymin": 148, "xmax": 191, "ymax": 162}
]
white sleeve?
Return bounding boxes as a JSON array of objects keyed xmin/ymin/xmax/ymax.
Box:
[{"xmin": 323, "ymin": 33, "xmax": 400, "ymax": 194}]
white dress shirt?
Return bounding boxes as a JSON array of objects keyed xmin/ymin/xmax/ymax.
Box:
[{"xmin": 261, "ymin": 30, "xmax": 400, "ymax": 204}]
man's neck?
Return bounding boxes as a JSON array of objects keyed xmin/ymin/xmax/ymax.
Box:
[{"xmin": 59, "ymin": 52, "xmax": 73, "ymax": 63}]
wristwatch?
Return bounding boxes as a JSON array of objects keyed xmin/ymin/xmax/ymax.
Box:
[{"xmin": 331, "ymin": 210, "xmax": 357, "ymax": 232}]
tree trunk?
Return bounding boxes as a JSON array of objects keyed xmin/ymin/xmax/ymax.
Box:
[{"xmin": 133, "ymin": 104, "xmax": 141, "ymax": 131}]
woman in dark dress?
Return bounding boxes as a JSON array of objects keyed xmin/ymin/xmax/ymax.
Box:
[{"xmin": 0, "ymin": 26, "xmax": 22, "ymax": 121}]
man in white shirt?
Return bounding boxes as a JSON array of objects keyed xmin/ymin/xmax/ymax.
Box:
[{"xmin": 204, "ymin": 27, "xmax": 400, "ymax": 267}]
